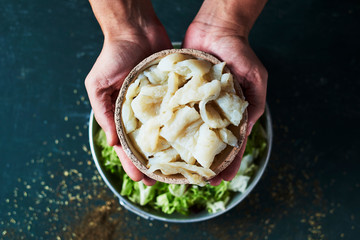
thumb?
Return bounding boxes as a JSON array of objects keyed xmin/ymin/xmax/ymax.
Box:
[
  {"xmin": 94, "ymin": 108, "xmax": 119, "ymax": 146},
  {"xmin": 219, "ymin": 138, "xmax": 248, "ymax": 182},
  {"xmin": 85, "ymin": 79, "xmax": 119, "ymax": 146}
]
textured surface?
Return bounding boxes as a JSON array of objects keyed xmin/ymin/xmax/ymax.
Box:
[{"xmin": 0, "ymin": 0, "xmax": 359, "ymax": 239}]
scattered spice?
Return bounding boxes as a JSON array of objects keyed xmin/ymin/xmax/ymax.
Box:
[
  {"xmin": 62, "ymin": 200, "xmax": 121, "ymax": 240},
  {"xmin": 1, "ymin": 93, "xmax": 357, "ymax": 239}
]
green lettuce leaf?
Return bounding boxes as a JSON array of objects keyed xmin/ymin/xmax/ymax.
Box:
[
  {"xmin": 94, "ymin": 121, "xmax": 267, "ymax": 215},
  {"xmin": 95, "ymin": 130, "xmax": 124, "ymax": 176},
  {"xmin": 128, "ymin": 181, "xmax": 156, "ymax": 206}
]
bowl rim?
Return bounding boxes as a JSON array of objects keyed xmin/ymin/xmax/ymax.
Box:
[{"xmin": 88, "ymin": 104, "xmax": 273, "ymax": 223}]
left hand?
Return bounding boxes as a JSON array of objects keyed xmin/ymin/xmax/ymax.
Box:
[{"xmin": 85, "ymin": 24, "xmax": 172, "ymax": 186}]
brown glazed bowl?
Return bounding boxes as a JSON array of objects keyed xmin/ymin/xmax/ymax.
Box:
[{"xmin": 114, "ymin": 48, "xmax": 248, "ymax": 184}]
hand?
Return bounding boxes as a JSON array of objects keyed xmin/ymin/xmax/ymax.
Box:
[
  {"xmin": 85, "ymin": 23, "xmax": 172, "ymax": 186},
  {"xmin": 183, "ymin": 20, "xmax": 268, "ymax": 185}
]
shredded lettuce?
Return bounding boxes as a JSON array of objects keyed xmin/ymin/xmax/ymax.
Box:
[
  {"xmin": 94, "ymin": 121, "xmax": 267, "ymax": 215},
  {"xmin": 206, "ymin": 197, "xmax": 230, "ymax": 213}
]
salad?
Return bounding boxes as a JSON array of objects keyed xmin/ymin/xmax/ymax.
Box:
[{"xmin": 95, "ymin": 122, "xmax": 267, "ymax": 215}]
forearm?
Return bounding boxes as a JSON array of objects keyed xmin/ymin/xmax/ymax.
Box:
[
  {"xmin": 88, "ymin": 0, "xmax": 159, "ymax": 39},
  {"xmin": 194, "ymin": 0, "xmax": 267, "ymax": 37}
]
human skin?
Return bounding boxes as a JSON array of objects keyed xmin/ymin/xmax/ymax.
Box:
[
  {"xmin": 85, "ymin": 0, "xmax": 172, "ymax": 185},
  {"xmin": 184, "ymin": 0, "xmax": 268, "ymax": 185},
  {"xmin": 85, "ymin": 0, "xmax": 268, "ymax": 186}
]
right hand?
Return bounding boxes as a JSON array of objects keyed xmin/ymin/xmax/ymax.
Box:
[
  {"xmin": 85, "ymin": 23, "xmax": 172, "ymax": 185},
  {"xmin": 182, "ymin": 0, "xmax": 268, "ymax": 185}
]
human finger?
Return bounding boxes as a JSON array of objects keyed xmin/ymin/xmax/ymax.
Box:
[
  {"xmin": 219, "ymin": 138, "xmax": 248, "ymax": 182},
  {"xmin": 142, "ymin": 176, "xmax": 156, "ymax": 186},
  {"xmin": 243, "ymin": 82, "xmax": 266, "ymax": 136},
  {"xmin": 113, "ymin": 144, "xmax": 144, "ymax": 182},
  {"xmin": 209, "ymin": 175, "xmax": 223, "ymax": 186},
  {"xmin": 237, "ymin": 64, "xmax": 268, "ymax": 136},
  {"xmin": 85, "ymin": 75, "xmax": 119, "ymax": 146}
]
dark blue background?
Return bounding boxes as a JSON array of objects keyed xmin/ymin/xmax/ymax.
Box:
[{"xmin": 1, "ymin": 0, "xmax": 359, "ymax": 239}]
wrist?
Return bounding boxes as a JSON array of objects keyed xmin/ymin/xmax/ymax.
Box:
[
  {"xmin": 194, "ymin": 0, "xmax": 267, "ymax": 38},
  {"xmin": 89, "ymin": 0, "xmax": 160, "ymax": 40}
]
